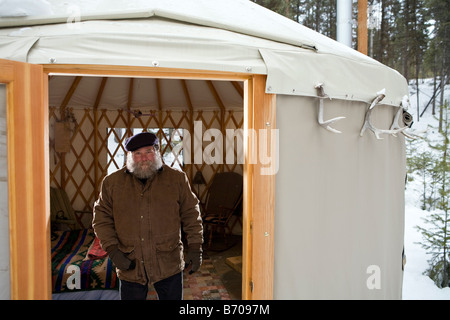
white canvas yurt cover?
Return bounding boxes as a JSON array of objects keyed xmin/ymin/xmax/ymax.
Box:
[
  {"xmin": 0, "ymin": 0, "xmax": 408, "ymax": 104},
  {"xmin": 0, "ymin": 0, "xmax": 409, "ymax": 299}
]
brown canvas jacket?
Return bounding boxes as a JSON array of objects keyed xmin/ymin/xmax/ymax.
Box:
[{"xmin": 92, "ymin": 165, "xmax": 203, "ymax": 285}]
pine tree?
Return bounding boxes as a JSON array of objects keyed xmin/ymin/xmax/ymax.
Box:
[
  {"xmin": 407, "ymin": 146, "xmax": 438, "ymax": 210},
  {"xmin": 416, "ymin": 102, "xmax": 450, "ymax": 288},
  {"xmin": 295, "ymin": 0, "xmax": 336, "ymax": 38},
  {"xmin": 252, "ymin": 0, "xmax": 294, "ymax": 19},
  {"xmin": 425, "ymin": 0, "xmax": 450, "ymax": 131}
]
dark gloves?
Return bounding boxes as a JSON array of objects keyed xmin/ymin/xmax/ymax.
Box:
[
  {"xmin": 185, "ymin": 245, "xmax": 203, "ymax": 274},
  {"xmin": 108, "ymin": 246, "xmax": 135, "ymax": 270}
]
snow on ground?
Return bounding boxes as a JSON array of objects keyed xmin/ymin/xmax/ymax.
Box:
[{"xmin": 402, "ymin": 78, "xmax": 450, "ymax": 300}]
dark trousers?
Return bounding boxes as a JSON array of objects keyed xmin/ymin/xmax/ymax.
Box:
[{"xmin": 119, "ymin": 272, "xmax": 183, "ymax": 300}]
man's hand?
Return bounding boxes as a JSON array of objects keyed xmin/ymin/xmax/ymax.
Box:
[
  {"xmin": 108, "ymin": 247, "xmax": 135, "ymax": 270},
  {"xmin": 185, "ymin": 246, "xmax": 202, "ymax": 274}
]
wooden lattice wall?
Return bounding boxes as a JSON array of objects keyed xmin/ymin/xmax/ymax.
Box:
[{"xmin": 49, "ymin": 107, "xmax": 243, "ymax": 211}]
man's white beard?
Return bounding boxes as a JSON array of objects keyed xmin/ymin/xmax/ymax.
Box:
[{"xmin": 126, "ymin": 151, "xmax": 163, "ymax": 179}]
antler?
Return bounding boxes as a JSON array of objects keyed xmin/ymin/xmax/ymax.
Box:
[
  {"xmin": 360, "ymin": 89, "xmax": 407, "ymax": 140},
  {"xmin": 315, "ymin": 83, "xmax": 346, "ymax": 134},
  {"xmin": 389, "ymin": 95, "xmax": 417, "ymax": 139}
]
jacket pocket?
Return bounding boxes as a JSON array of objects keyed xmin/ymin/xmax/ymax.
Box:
[
  {"xmin": 155, "ymin": 233, "xmax": 184, "ymax": 278},
  {"xmin": 118, "ymin": 242, "xmax": 136, "ymax": 261},
  {"xmin": 116, "ymin": 242, "xmax": 144, "ymax": 283}
]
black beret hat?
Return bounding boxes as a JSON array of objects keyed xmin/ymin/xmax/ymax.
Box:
[{"xmin": 124, "ymin": 132, "xmax": 159, "ymax": 152}]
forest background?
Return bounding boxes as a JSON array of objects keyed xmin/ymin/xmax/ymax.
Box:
[
  {"xmin": 252, "ymin": 0, "xmax": 448, "ymax": 124},
  {"xmin": 252, "ymin": 0, "xmax": 450, "ymax": 295}
]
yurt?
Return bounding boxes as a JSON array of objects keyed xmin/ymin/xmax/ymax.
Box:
[{"xmin": 0, "ymin": 0, "xmax": 409, "ymax": 300}]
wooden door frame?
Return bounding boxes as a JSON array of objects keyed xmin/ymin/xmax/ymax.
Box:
[
  {"xmin": 243, "ymin": 75, "xmax": 276, "ymax": 299},
  {"xmin": 0, "ymin": 59, "xmax": 51, "ymax": 299},
  {"xmin": 4, "ymin": 62, "xmax": 276, "ymax": 299}
]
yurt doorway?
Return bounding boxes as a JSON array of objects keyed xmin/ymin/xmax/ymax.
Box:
[
  {"xmin": 47, "ymin": 70, "xmax": 246, "ymax": 300},
  {"xmin": 3, "ymin": 59, "xmax": 275, "ymax": 299}
]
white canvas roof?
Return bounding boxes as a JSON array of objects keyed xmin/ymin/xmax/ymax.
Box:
[{"xmin": 0, "ymin": 0, "xmax": 408, "ymax": 106}]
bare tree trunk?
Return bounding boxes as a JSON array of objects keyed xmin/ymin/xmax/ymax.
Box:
[{"xmin": 439, "ymin": 27, "xmax": 447, "ymax": 132}]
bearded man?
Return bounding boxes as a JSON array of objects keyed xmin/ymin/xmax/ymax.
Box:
[{"xmin": 93, "ymin": 131, "xmax": 203, "ymax": 300}]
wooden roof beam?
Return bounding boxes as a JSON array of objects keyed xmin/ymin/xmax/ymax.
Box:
[
  {"xmin": 93, "ymin": 77, "xmax": 108, "ymax": 109},
  {"xmin": 127, "ymin": 77, "xmax": 134, "ymax": 110},
  {"xmin": 232, "ymin": 81, "xmax": 243, "ymax": 98},
  {"xmin": 207, "ymin": 80, "xmax": 225, "ymax": 112},
  {"xmin": 181, "ymin": 79, "xmax": 193, "ymax": 113},
  {"xmin": 60, "ymin": 76, "xmax": 82, "ymax": 115},
  {"xmin": 125, "ymin": 78, "xmax": 134, "ymax": 136},
  {"xmin": 155, "ymin": 78, "xmax": 162, "ymax": 111}
]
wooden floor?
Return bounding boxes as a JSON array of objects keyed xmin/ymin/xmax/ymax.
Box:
[
  {"xmin": 205, "ymin": 234, "xmax": 242, "ymax": 300},
  {"xmin": 147, "ymin": 234, "xmax": 243, "ymax": 300}
]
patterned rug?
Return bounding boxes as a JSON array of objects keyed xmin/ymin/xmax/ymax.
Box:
[{"xmin": 147, "ymin": 254, "xmax": 231, "ymax": 300}]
